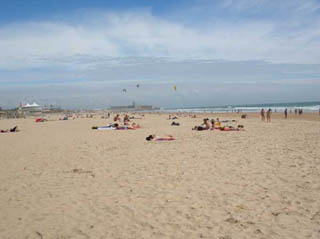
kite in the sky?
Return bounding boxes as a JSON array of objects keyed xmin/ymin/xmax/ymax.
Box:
[
  {"xmin": 136, "ymin": 84, "xmax": 140, "ymax": 88},
  {"xmin": 173, "ymin": 85, "xmax": 177, "ymax": 91}
]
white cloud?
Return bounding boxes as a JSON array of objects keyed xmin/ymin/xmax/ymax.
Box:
[{"xmin": 0, "ymin": 2, "xmax": 320, "ymax": 72}]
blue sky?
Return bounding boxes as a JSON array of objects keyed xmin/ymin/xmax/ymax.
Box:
[{"xmin": 0, "ymin": 0, "xmax": 320, "ymax": 108}]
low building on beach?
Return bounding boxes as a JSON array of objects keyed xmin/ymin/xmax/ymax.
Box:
[{"xmin": 110, "ymin": 102, "xmax": 159, "ymax": 112}]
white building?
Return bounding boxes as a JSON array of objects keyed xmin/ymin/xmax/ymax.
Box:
[{"xmin": 21, "ymin": 102, "xmax": 42, "ymax": 112}]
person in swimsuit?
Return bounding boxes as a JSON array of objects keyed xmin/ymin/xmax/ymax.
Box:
[
  {"xmin": 123, "ymin": 114, "xmax": 130, "ymax": 122},
  {"xmin": 260, "ymin": 109, "xmax": 265, "ymax": 121},
  {"xmin": 130, "ymin": 123, "xmax": 141, "ymax": 129},
  {"xmin": 146, "ymin": 135, "xmax": 176, "ymax": 141},
  {"xmin": 1, "ymin": 126, "xmax": 18, "ymax": 133},
  {"xmin": 192, "ymin": 118, "xmax": 210, "ymax": 131},
  {"xmin": 266, "ymin": 109, "xmax": 272, "ymax": 122},
  {"xmin": 113, "ymin": 114, "xmax": 120, "ymax": 122}
]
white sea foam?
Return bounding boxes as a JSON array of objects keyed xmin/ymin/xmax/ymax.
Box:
[{"xmin": 163, "ymin": 103, "xmax": 320, "ymax": 113}]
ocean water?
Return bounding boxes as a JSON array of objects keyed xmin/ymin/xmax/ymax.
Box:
[{"xmin": 164, "ymin": 101, "xmax": 320, "ymax": 113}]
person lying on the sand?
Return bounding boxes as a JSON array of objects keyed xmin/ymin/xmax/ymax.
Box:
[
  {"xmin": 218, "ymin": 125, "xmax": 244, "ymax": 131},
  {"xmin": 1, "ymin": 126, "xmax": 19, "ymax": 133},
  {"xmin": 119, "ymin": 122, "xmax": 141, "ymax": 130},
  {"xmin": 92, "ymin": 123, "xmax": 118, "ymax": 130},
  {"xmin": 92, "ymin": 122, "xmax": 141, "ymax": 130},
  {"xmin": 129, "ymin": 122, "xmax": 141, "ymax": 129},
  {"xmin": 221, "ymin": 119, "xmax": 237, "ymax": 123},
  {"xmin": 192, "ymin": 118, "xmax": 210, "ymax": 131},
  {"xmin": 168, "ymin": 115, "xmax": 178, "ymax": 120},
  {"xmin": 35, "ymin": 118, "xmax": 47, "ymax": 122},
  {"xmin": 171, "ymin": 121, "xmax": 180, "ymax": 126},
  {"xmin": 146, "ymin": 135, "xmax": 176, "ymax": 141}
]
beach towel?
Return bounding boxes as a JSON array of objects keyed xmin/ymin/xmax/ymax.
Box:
[
  {"xmin": 97, "ymin": 127, "xmax": 116, "ymax": 130},
  {"xmin": 154, "ymin": 138, "xmax": 176, "ymax": 141}
]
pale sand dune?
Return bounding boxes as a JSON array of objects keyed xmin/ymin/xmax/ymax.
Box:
[{"xmin": 0, "ymin": 113, "xmax": 319, "ymax": 238}]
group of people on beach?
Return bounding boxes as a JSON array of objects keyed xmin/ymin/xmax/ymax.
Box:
[
  {"xmin": 92, "ymin": 114, "xmax": 141, "ymax": 130},
  {"xmin": 261, "ymin": 107, "xmax": 309, "ymax": 121},
  {"xmin": 260, "ymin": 109, "xmax": 272, "ymax": 122},
  {"xmin": 295, "ymin": 109, "xmax": 304, "ymax": 115},
  {"xmin": 0, "ymin": 112, "xmax": 245, "ymax": 142},
  {"xmin": 192, "ymin": 118, "xmax": 243, "ymax": 131}
]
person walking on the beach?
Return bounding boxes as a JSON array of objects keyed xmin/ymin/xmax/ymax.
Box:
[
  {"xmin": 266, "ymin": 109, "xmax": 272, "ymax": 122},
  {"xmin": 260, "ymin": 109, "xmax": 265, "ymax": 121},
  {"xmin": 284, "ymin": 108, "xmax": 288, "ymax": 119}
]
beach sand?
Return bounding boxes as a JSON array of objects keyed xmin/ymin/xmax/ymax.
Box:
[{"xmin": 0, "ymin": 113, "xmax": 319, "ymax": 238}]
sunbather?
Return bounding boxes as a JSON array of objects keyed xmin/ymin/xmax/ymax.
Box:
[
  {"xmin": 221, "ymin": 120, "xmax": 237, "ymax": 123},
  {"xmin": 92, "ymin": 122, "xmax": 141, "ymax": 130},
  {"xmin": 146, "ymin": 135, "xmax": 176, "ymax": 141},
  {"xmin": 127, "ymin": 122, "xmax": 141, "ymax": 129},
  {"xmin": 192, "ymin": 118, "xmax": 210, "ymax": 131},
  {"xmin": 1, "ymin": 126, "xmax": 18, "ymax": 133},
  {"xmin": 113, "ymin": 114, "xmax": 121, "ymax": 122},
  {"xmin": 35, "ymin": 118, "xmax": 47, "ymax": 122},
  {"xmin": 92, "ymin": 123, "xmax": 118, "ymax": 130},
  {"xmin": 124, "ymin": 114, "xmax": 130, "ymax": 122},
  {"xmin": 219, "ymin": 125, "xmax": 244, "ymax": 131}
]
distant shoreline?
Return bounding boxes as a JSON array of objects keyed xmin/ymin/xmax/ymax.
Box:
[{"xmin": 164, "ymin": 101, "xmax": 320, "ymax": 113}]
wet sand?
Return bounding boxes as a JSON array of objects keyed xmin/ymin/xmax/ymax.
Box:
[{"xmin": 0, "ymin": 113, "xmax": 319, "ymax": 238}]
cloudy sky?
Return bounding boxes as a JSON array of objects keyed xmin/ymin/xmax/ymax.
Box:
[{"xmin": 0, "ymin": 0, "xmax": 319, "ymax": 109}]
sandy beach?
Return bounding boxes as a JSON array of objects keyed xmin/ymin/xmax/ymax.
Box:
[{"xmin": 0, "ymin": 112, "xmax": 319, "ymax": 239}]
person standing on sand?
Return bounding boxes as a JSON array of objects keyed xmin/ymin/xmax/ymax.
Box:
[
  {"xmin": 266, "ymin": 109, "xmax": 272, "ymax": 122},
  {"xmin": 260, "ymin": 109, "xmax": 265, "ymax": 121},
  {"xmin": 284, "ymin": 108, "xmax": 288, "ymax": 119}
]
